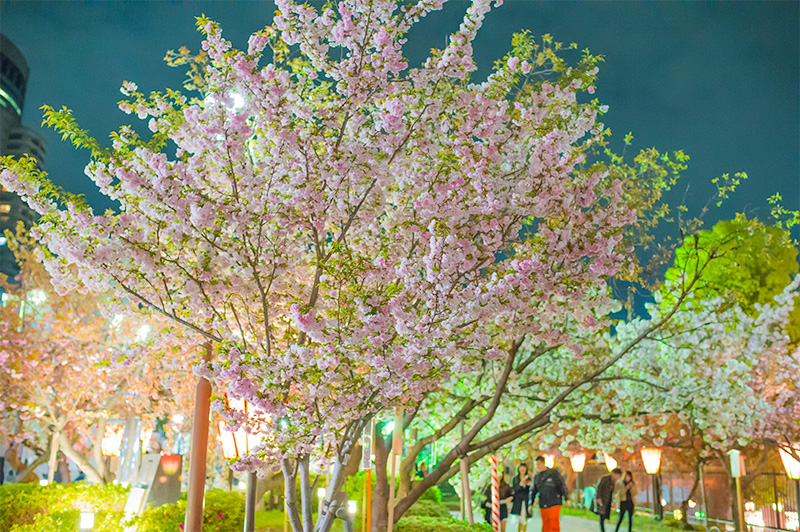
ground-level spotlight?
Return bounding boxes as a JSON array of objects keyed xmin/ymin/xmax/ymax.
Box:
[{"xmin": 79, "ymin": 511, "xmax": 95, "ymax": 530}]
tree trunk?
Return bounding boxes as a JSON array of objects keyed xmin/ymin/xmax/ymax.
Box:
[
  {"xmin": 371, "ymin": 432, "xmax": 391, "ymax": 532},
  {"xmin": 59, "ymin": 432, "xmax": 105, "ymax": 484},
  {"xmin": 680, "ymin": 459, "xmax": 702, "ymax": 530}
]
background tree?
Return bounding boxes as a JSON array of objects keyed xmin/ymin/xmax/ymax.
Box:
[{"xmin": 0, "ymin": 227, "xmax": 195, "ymax": 484}]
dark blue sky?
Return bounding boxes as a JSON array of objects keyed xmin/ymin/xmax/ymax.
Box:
[{"xmin": 2, "ymin": 0, "xmax": 798, "ymax": 239}]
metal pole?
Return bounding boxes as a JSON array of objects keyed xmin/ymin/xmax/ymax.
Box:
[
  {"xmin": 243, "ymin": 471, "xmax": 257, "ymax": 532},
  {"xmin": 184, "ymin": 343, "xmax": 213, "ymax": 532},
  {"xmin": 460, "ymin": 458, "xmax": 474, "ymax": 525},
  {"xmin": 699, "ymin": 464, "xmax": 709, "ymax": 530},
  {"xmin": 387, "ymin": 408, "xmax": 402, "ymax": 532},
  {"xmin": 735, "ymin": 476, "xmax": 745, "ymax": 532},
  {"xmin": 795, "ymin": 480, "xmax": 800, "ymax": 529},
  {"xmin": 772, "ymin": 471, "xmax": 782, "ymax": 529}
]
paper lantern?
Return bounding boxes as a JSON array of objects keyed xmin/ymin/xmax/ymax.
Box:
[
  {"xmin": 161, "ymin": 454, "xmax": 182, "ymax": 475},
  {"xmin": 570, "ymin": 453, "xmax": 586, "ymax": 473},
  {"xmin": 217, "ymin": 395, "xmax": 265, "ymax": 459},
  {"xmin": 101, "ymin": 422, "xmax": 125, "ymax": 457},
  {"xmin": 778, "ymin": 444, "xmax": 800, "ymax": 480},
  {"xmin": 603, "ymin": 452, "xmax": 618, "ymax": 472},
  {"xmin": 641, "ymin": 448, "xmax": 662, "ymax": 475}
]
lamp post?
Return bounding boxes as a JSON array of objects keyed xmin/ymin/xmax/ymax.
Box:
[
  {"xmin": 218, "ymin": 395, "xmax": 265, "ymax": 532},
  {"xmin": 778, "ymin": 444, "xmax": 800, "ymax": 525},
  {"xmin": 641, "ymin": 448, "xmax": 663, "ymax": 520},
  {"xmin": 570, "ymin": 453, "xmax": 586, "ymax": 505}
]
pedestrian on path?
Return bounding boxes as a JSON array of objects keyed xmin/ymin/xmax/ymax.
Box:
[
  {"xmin": 594, "ymin": 468, "xmax": 622, "ymax": 532},
  {"xmin": 613, "ymin": 471, "xmax": 638, "ymax": 532},
  {"xmin": 510, "ymin": 463, "xmax": 532, "ymax": 528},
  {"xmin": 528, "ymin": 455, "xmax": 569, "ymax": 532}
]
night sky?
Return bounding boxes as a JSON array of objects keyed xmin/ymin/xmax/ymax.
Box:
[{"xmin": 2, "ymin": 0, "xmax": 799, "ymax": 240}]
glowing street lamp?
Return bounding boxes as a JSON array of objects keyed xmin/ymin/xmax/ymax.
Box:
[
  {"xmin": 778, "ymin": 444, "xmax": 800, "ymax": 524},
  {"xmin": 542, "ymin": 454, "xmax": 555, "ymax": 468},
  {"xmin": 101, "ymin": 422, "xmax": 126, "ymax": 457},
  {"xmin": 79, "ymin": 511, "xmax": 95, "ymax": 530},
  {"xmin": 218, "ymin": 395, "xmax": 266, "ymax": 532},
  {"xmin": 570, "ymin": 453, "xmax": 586, "ymax": 505},
  {"xmin": 640, "ymin": 448, "xmax": 663, "ymax": 520},
  {"xmin": 602, "ymin": 453, "xmax": 618, "ymax": 472}
]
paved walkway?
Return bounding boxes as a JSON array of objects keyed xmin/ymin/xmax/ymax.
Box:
[{"xmin": 505, "ymin": 512, "xmax": 645, "ymax": 532}]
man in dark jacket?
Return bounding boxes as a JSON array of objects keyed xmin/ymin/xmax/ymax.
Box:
[
  {"xmin": 528, "ymin": 456, "xmax": 569, "ymax": 532},
  {"xmin": 595, "ymin": 468, "xmax": 622, "ymax": 532}
]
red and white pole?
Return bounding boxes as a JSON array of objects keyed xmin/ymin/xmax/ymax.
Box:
[{"xmin": 490, "ymin": 455, "xmax": 500, "ymax": 532}]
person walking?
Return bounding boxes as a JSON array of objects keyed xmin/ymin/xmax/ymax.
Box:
[
  {"xmin": 613, "ymin": 471, "xmax": 638, "ymax": 532},
  {"xmin": 528, "ymin": 456, "xmax": 569, "ymax": 532},
  {"xmin": 594, "ymin": 468, "xmax": 622, "ymax": 532},
  {"xmin": 482, "ymin": 476, "xmax": 513, "ymax": 532},
  {"xmin": 510, "ymin": 463, "xmax": 532, "ymax": 528}
]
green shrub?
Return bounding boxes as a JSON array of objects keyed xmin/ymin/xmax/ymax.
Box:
[
  {"xmin": 419, "ymin": 486, "xmax": 442, "ymax": 504},
  {"xmin": 395, "ymin": 515, "xmax": 493, "ymax": 532},
  {"xmin": 124, "ymin": 488, "xmax": 245, "ymax": 532},
  {"xmin": 403, "ymin": 500, "xmax": 451, "ymax": 519},
  {"xmin": 0, "ymin": 482, "xmax": 128, "ymax": 532}
]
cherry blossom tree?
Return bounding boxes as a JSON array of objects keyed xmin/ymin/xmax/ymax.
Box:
[
  {"xmin": 0, "ymin": 1, "xmax": 728, "ymax": 530},
  {"xmin": 0, "ymin": 227, "xmax": 195, "ymax": 484}
]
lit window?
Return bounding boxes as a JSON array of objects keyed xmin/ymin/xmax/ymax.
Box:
[{"xmin": 0, "ymin": 204, "xmax": 10, "ymax": 213}]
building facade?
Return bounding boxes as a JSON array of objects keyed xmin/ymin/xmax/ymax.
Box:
[{"xmin": 1, "ymin": 34, "xmax": 45, "ymax": 282}]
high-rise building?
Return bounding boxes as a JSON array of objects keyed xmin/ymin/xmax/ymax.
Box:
[{"xmin": 1, "ymin": 34, "xmax": 45, "ymax": 282}]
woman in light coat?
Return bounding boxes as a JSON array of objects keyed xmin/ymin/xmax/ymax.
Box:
[{"xmin": 613, "ymin": 471, "xmax": 638, "ymax": 532}]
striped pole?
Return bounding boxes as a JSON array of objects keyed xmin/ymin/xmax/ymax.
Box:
[{"xmin": 490, "ymin": 455, "xmax": 500, "ymax": 532}]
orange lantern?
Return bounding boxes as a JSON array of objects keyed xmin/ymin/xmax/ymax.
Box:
[
  {"xmin": 217, "ymin": 395, "xmax": 265, "ymax": 459},
  {"xmin": 640, "ymin": 448, "xmax": 662, "ymax": 475},
  {"xmin": 161, "ymin": 454, "xmax": 182, "ymax": 475},
  {"xmin": 603, "ymin": 452, "xmax": 618, "ymax": 472},
  {"xmin": 101, "ymin": 422, "xmax": 125, "ymax": 457},
  {"xmin": 779, "ymin": 444, "xmax": 800, "ymax": 480},
  {"xmin": 570, "ymin": 453, "xmax": 586, "ymax": 473},
  {"xmin": 140, "ymin": 424, "xmax": 154, "ymax": 450}
]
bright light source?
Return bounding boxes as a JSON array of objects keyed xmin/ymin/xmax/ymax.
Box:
[
  {"xmin": 348, "ymin": 500, "xmax": 357, "ymax": 514},
  {"xmin": 745, "ymin": 501, "xmax": 755, "ymax": 512},
  {"xmin": 204, "ymin": 92, "xmax": 244, "ymax": 112},
  {"xmin": 239, "ymin": 479, "xmax": 247, "ymax": 490},
  {"xmin": 135, "ymin": 324, "xmax": 151, "ymax": 342},
  {"xmin": 39, "ymin": 479, "xmax": 48, "ymax": 486},
  {"xmin": 27, "ymin": 289, "xmax": 46, "ymax": 306},
  {"xmin": 542, "ymin": 454, "xmax": 555, "ymax": 468},
  {"xmin": 673, "ymin": 509, "xmax": 682, "ymax": 520},
  {"xmin": 110, "ymin": 314, "xmax": 124, "ymax": 328},
  {"xmin": 231, "ymin": 92, "xmax": 245, "ymax": 110},
  {"xmin": 778, "ymin": 444, "xmax": 800, "ymax": 480},
  {"xmin": 381, "ymin": 420, "xmax": 395, "ymax": 436},
  {"xmin": 661, "ymin": 498, "xmax": 667, "ymax": 506},
  {"xmin": 318, "ymin": 488, "xmax": 326, "ymax": 498},
  {"xmin": 640, "ymin": 448, "xmax": 662, "ymax": 474},
  {"xmin": 0, "ymin": 236, "xmax": 6, "ymax": 246},
  {"xmin": 102, "ymin": 422, "xmax": 126, "ymax": 457},
  {"xmin": 569, "ymin": 453, "xmax": 586, "ymax": 473},
  {"xmin": 172, "ymin": 414, "xmax": 185, "ymax": 424},
  {"xmin": 602, "ymin": 452, "xmax": 617, "ymax": 472},
  {"xmin": 79, "ymin": 511, "xmax": 95, "ymax": 530},
  {"xmin": 688, "ymin": 500, "xmax": 697, "ymax": 508}
]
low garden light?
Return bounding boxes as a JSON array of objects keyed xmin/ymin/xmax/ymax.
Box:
[
  {"xmin": 217, "ymin": 394, "xmax": 266, "ymax": 532},
  {"xmin": 101, "ymin": 422, "xmax": 125, "ymax": 457},
  {"xmin": 348, "ymin": 500, "xmax": 357, "ymax": 514},
  {"xmin": 602, "ymin": 452, "xmax": 618, "ymax": 472},
  {"xmin": 779, "ymin": 443, "xmax": 800, "ymax": 525},
  {"xmin": 79, "ymin": 511, "xmax": 95, "ymax": 531}
]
